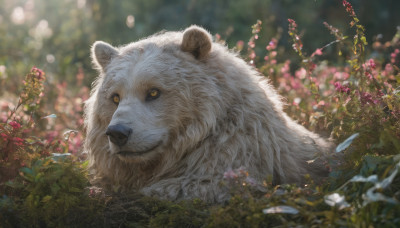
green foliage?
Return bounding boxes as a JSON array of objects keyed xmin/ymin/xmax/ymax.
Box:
[
  {"xmin": 0, "ymin": 68, "xmax": 53, "ymax": 184},
  {"xmin": 0, "ymin": 67, "xmax": 103, "ymax": 227},
  {"xmin": 100, "ymin": 155, "xmax": 400, "ymax": 227},
  {"xmin": 101, "ymin": 194, "xmax": 209, "ymax": 227},
  {"xmin": 4, "ymin": 158, "xmax": 103, "ymax": 227},
  {"xmin": 148, "ymin": 199, "xmax": 209, "ymax": 228},
  {"xmin": 331, "ymin": 155, "xmax": 400, "ymax": 226}
]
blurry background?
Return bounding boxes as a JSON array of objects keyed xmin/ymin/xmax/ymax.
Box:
[{"xmin": 0, "ymin": 0, "xmax": 399, "ymax": 89}]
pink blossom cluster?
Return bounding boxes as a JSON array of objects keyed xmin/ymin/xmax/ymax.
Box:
[
  {"xmin": 342, "ymin": 0, "xmax": 356, "ymax": 17},
  {"xmin": 0, "ymin": 66, "xmax": 92, "ymax": 183},
  {"xmin": 357, "ymin": 91, "xmax": 382, "ymax": 106},
  {"xmin": 9, "ymin": 121, "xmax": 21, "ymax": 130},
  {"xmin": 334, "ymin": 82, "xmax": 351, "ymax": 94},
  {"xmin": 266, "ymin": 38, "xmax": 278, "ymax": 51},
  {"xmin": 31, "ymin": 66, "xmax": 45, "ymax": 80},
  {"xmin": 0, "ymin": 121, "xmax": 24, "ymax": 146},
  {"xmin": 391, "ymin": 49, "xmax": 400, "ymax": 64},
  {"xmin": 288, "ymin": 18, "xmax": 303, "ymax": 53},
  {"xmin": 223, "ymin": 167, "xmax": 257, "ymax": 186},
  {"xmin": 363, "ymin": 59, "xmax": 377, "ymax": 80},
  {"xmin": 287, "ymin": 19, "xmax": 297, "ymax": 30}
]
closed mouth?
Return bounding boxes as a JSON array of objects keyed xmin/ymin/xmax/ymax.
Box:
[{"xmin": 116, "ymin": 142, "xmax": 161, "ymax": 157}]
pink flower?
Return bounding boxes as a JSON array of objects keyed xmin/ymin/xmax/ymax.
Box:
[
  {"xmin": 384, "ymin": 63, "xmax": 393, "ymax": 75},
  {"xmin": 12, "ymin": 137, "xmax": 24, "ymax": 146},
  {"xmin": 89, "ymin": 188, "xmax": 95, "ymax": 197},
  {"xmin": 31, "ymin": 67, "xmax": 45, "ymax": 80},
  {"xmin": 368, "ymin": 59, "xmax": 376, "ymax": 69},
  {"xmin": 312, "ymin": 48, "xmax": 323, "ymax": 57},
  {"xmin": 245, "ymin": 177, "xmax": 257, "ymax": 186},
  {"xmin": 342, "ymin": 0, "xmax": 356, "ymax": 16},
  {"xmin": 223, "ymin": 169, "xmax": 238, "ymax": 179},
  {"xmin": 288, "ymin": 19, "xmax": 297, "ymax": 29},
  {"xmin": 249, "ymin": 51, "xmax": 256, "ymax": 59},
  {"xmin": 9, "ymin": 121, "xmax": 21, "ymax": 130},
  {"xmin": 359, "ymin": 92, "xmax": 377, "ymax": 105},
  {"xmin": 295, "ymin": 68, "xmax": 307, "ymax": 79},
  {"xmin": 377, "ymin": 90, "xmax": 384, "ymax": 98},
  {"xmin": 248, "ymin": 41, "xmax": 255, "ymax": 48},
  {"xmin": 309, "ymin": 63, "xmax": 316, "ymax": 72},
  {"xmin": 236, "ymin": 40, "xmax": 244, "ymax": 50},
  {"xmin": 334, "ymin": 82, "xmax": 342, "ymax": 89},
  {"xmin": 391, "ymin": 49, "xmax": 399, "ymax": 64},
  {"xmin": 334, "ymin": 82, "xmax": 350, "ymax": 94},
  {"xmin": 266, "ymin": 38, "xmax": 278, "ymax": 51},
  {"xmin": 334, "ymin": 72, "xmax": 349, "ymax": 80},
  {"xmin": 364, "ymin": 71, "xmax": 373, "ymax": 80}
]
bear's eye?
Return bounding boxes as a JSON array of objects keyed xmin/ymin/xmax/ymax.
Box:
[
  {"xmin": 111, "ymin": 94, "xmax": 120, "ymax": 105},
  {"xmin": 146, "ymin": 88, "xmax": 160, "ymax": 101}
]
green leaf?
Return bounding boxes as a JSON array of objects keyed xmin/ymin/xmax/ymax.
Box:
[
  {"xmin": 324, "ymin": 193, "xmax": 350, "ymax": 209},
  {"xmin": 81, "ymin": 160, "xmax": 89, "ymax": 169},
  {"xmin": 51, "ymin": 183, "xmax": 61, "ymax": 194},
  {"xmin": 336, "ymin": 133, "xmax": 360, "ymax": 152},
  {"xmin": 41, "ymin": 195, "xmax": 52, "ymax": 203},
  {"xmin": 41, "ymin": 114, "xmax": 57, "ymax": 119},
  {"xmin": 263, "ymin": 205, "xmax": 299, "ymax": 214},
  {"xmin": 35, "ymin": 173, "xmax": 44, "ymax": 182},
  {"xmin": 69, "ymin": 187, "xmax": 83, "ymax": 193},
  {"xmin": 360, "ymin": 36, "xmax": 367, "ymax": 45},
  {"xmin": 360, "ymin": 156, "xmax": 386, "ymax": 175},
  {"xmin": 20, "ymin": 167, "xmax": 33, "ymax": 175}
]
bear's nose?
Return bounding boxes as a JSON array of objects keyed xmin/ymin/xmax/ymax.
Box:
[{"xmin": 106, "ymin": 124, "xmax": 132, "ymax": 146}]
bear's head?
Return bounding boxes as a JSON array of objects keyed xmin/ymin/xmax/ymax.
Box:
[{"xmin": 88, "ymin": 26, "xmax": 229, "ymax": 167}]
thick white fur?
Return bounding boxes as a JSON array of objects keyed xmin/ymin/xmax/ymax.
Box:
[{"xmin": 85, "ymin": 25, "xmax": 333, "ymax": 203}]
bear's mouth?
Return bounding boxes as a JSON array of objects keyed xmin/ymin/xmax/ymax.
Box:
[{"xmin": 116, "ymin": 142, "xmax": 161, "ymax": 157}]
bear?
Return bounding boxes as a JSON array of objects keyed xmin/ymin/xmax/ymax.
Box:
[{"xmin": 84, "ymin": 25, "xmax": 333, "ymax": 203}]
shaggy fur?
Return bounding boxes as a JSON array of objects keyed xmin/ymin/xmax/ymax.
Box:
[{"xmin": 85, "ymin": 25, "xmax": 333, "ymax": 203}]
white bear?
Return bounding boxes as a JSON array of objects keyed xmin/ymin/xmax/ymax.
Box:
[{"xmin": 85, "ymin": 25, "xmax": 332, "ymax": 202}]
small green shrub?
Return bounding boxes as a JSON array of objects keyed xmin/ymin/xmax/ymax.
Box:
[
  {"xmin": 0, "ymin": 68, "xmax": 103, "ymax": 228},
  {"xmin": 5, "ymin": 158, "xmax": 104, "ymax": 227}
]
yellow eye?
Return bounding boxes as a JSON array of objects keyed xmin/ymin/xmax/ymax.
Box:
[
  {"xmin": 146, "ymin": 88, "xmax": 160, "ymax": 101},
  {"xmin": 112, "ymin": 94, "xmax": 120, "ymax": 104},
  {"xmin": 150, "ymin": 90, "xmax": 158, "ymax": 97}
]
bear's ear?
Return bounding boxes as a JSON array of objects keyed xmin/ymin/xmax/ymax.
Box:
[
  {"xmin": 181, "ymin": 25, "xmax": 212, "ymax": 60},
  {"xmin": 91, "ymin": 41, "xmax": 118, "ymax": 70}
]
